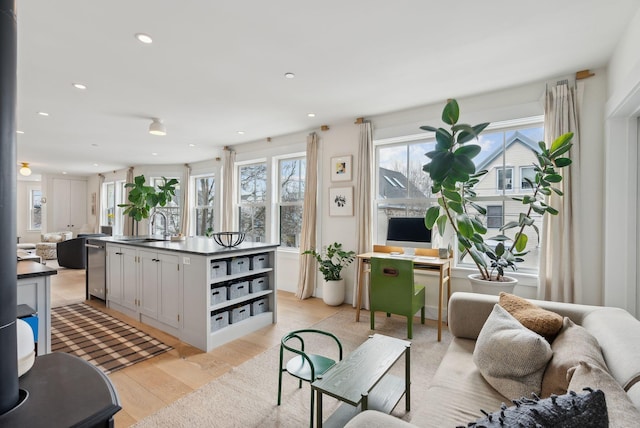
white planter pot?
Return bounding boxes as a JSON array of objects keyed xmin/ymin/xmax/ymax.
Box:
[
  {"xmin": 322, "ymin": 279, "xmax": 345, "ymax": 306},
  {"xmin": 468, "ymin": 273, "xmax": 517, "ymax": 296}
]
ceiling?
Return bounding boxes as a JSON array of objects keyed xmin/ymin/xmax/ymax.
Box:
[{"xmin": 14, "ymin": 1, "xmax": 640, "ymax": 177}]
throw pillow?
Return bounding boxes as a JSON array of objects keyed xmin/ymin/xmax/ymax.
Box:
[
  {"xmin": 499, "ymin": 292, "xmax": 563, "ymax": 338},
  {"xmin": 569, "ymin": 361, "xmax": 640, "ymax": 427},
  {"xmin": 473, "ymin": 304, "xmax": 553, "ymax": 399},
  {"xmin": 459, "ymin": 389, "xmax": 608, "ymax": 428},
  {"xmin": 541, "ymin": 317, "xmax": 607, "ymax": 397}
]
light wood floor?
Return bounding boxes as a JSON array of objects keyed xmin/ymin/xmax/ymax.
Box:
[{"xmin": 50, "ymin": 266, "xmax": 347, "ymax": 427}]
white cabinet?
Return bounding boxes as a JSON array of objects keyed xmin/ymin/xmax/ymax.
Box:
[
  {"xmin": 106, "ymin": 245, "xmax": 137, "ymax": 311},
  {"xmin": 52, "ymin": 178, "xmax": 87, "ymax": 233}
]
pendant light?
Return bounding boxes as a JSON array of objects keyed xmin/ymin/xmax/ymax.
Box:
[
  {"xmin": 19, "ymin": 162, "xmax": 31, "ymax": 176},
  {"xmin": 149, "ymin": 119, "xmax": 166, "ymax": 136}
]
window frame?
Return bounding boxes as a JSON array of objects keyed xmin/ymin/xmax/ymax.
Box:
[
  {"xmin": 237, "ymin": 160, "xmax": 269, "ymax": 243},
  {"xmin": 192, "ymin": 173, "xmax": 216, "ymax": 236},
  {"xmin": 276, "ymin": 154, "xmax": 306, "ymax": 249},
  {"xmin": 28, "ymin": 186, "xmax": 42, "ymax": 231},
  {"xmin": 150, "ymin": 176, "xmax": 182, "ymax": 235}
]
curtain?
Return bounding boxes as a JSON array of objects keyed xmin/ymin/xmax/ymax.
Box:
[
  {"xmin": 296, "ymin": 133, "xmax": 319, "ymax": 299},
  {"xmin": 352, "ymin": 122, "xmax": 373, "ymax": 309},
  {"xmin": 123, "ymin": 167, "xmax": 134, "ymax": 236},
  {"xmin": 180, "ymin": 164, "xmax": 191, "ymax": 236},
  {"xmin": 222, "ymin": 148, "xmax": 236, "ymax": 231},
  {"xmin": 96, "ymin": 174, "xmax": 105, "ymax": 233},
  {"xmin": 538, "ymin": 81, "xmax": 583, "ymax": 302}
]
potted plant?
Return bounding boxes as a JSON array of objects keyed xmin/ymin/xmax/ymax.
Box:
[
  {"xmin": 421, "ymin": 99, "xmax": 573, "ymax": 294},
  {"xmin": 118, "ymin": 175, "xmax": 178, "ymax": 235},
  {"xmin": 303, "ymin": 242, "xmax": 356, "ymax": 306}
]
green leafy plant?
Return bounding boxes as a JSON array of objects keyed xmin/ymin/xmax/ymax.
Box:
[
  {"xmin": 422, "ymin": 99, "xmax": 573, "ymax": 281},
  {"xmin": 118, "ymin": 175, "xmax": 178, "ymax": 222},
  {"xmin": 303, "ymin": 242, "xmax": 356, "ymax": 281}
]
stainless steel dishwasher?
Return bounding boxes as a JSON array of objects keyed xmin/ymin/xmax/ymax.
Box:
[{"xmin": 86, "ymin": 239, "xmax": 106, "ymax": 300}]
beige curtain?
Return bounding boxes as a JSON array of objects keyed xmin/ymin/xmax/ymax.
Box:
[
  {"xmin": 538, "ymin": 81, "xmax": 582, "ymax": 302},
  {"xmin": 296, "ymin": 133, "xmax": 319, "ymax": 299},
  {"xmin": 353, "ymin": 122, "xmax": 373, "ymax": 309},
  {"xmin": 123, "ymin": 167, "xmax": 134, "ymax": 236},
  {"xmin": 180, "ymin": 164, "xmax": 191, "ymax": 236},
  {"xmin": 96, "ymin": 174, "xmax": 105, "ymax": 233},
  {"xmin": 222, "ymin": 148, "xmax": 236, "ymax": 231}
]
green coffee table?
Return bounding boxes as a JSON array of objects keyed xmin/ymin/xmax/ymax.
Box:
[{"xmin": 311, "ymin": 334, "xmax": 411, "ymax": 427}]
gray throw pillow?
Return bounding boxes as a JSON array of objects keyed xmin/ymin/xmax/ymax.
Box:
[
  {"xmin": 459, "ymin": 389, "xmax": 608, "ymax": 428},
  {"xmin": 473, "ymin": 304, "xmax": 553, "ymax": 399}
]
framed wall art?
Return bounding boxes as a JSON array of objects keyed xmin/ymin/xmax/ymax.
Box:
[
  {"xmin": 329, "ymin": 186, "xmax": 353, "ymax": 216},
  {"xmin": 330, "ymin": 155, "xmax": 352, "ymax": 182}
]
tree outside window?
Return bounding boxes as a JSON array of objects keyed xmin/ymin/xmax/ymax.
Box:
[
  {"xmin": 194, "ymin": 175, "xmax": 215, "ymax": 236},
  {"xmin": 239, "ymin": 163, "xmax": 267, "ymax": 242},
  {"xmin": 151, "ymin": 177, "xmax": 181, "ymax": 235},
  {"xmin": 279, "ymin": 157, "xmax": 305, "ymax": 248}
]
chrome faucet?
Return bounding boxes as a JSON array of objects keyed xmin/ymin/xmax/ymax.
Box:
[{"xmin": 150, "ymin": 210, "xmax": 169, "ymax": 240}]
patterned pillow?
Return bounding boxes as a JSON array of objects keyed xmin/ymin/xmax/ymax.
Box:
[
  {"xmin": 473, "ymin": 304, "xmax": 553, "ymax": 399},
  {"xmin": 499, "ymin": 292, "xmax": 563, "ymax": 338},
  {"xmin": 459, "ymin": 389, "xmax": 608, "ymax": 428}
]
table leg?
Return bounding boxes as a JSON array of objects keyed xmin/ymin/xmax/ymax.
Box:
[
  {"xmin": 355, "ymin": 258, "xmax": 365, "ymax": 322},
  {"xmin": 405, "ymin": 344, "xmax": 411, "ymax": 411},
  {"xmin": 316, "ymin": 389, "xmax": 323, "ymax": 428},
  {"xmin": 438, "ymin": 266, "xmax": 444, "ymax": 342}
]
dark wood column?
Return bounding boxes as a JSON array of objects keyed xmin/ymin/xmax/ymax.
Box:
[{"xmin": 0, "ymin": 0, "xmax": 19, "ymax": 416}]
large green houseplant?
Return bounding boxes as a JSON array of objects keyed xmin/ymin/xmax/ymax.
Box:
[
  {"xmin": 303, "ymin": 242, "xmax": 356, "ymax": 306},
  {"xmin": 422, "ymin": 99, "xmax": 573, "ymax": 285},
  {"xmin": 118, "ymin": 175, "xmax": 178, "ymax": 234}
]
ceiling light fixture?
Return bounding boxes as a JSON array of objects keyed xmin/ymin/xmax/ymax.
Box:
[
  {"xmin": 307, "ymin": 113, "xmax": 316, "ymax": 118},
  {"xmin": 135, "ymin": 33, "xmax": 153, "ymax": 44},
  {"xmin": 237, "ymin": 131, "xmax": 245, "ymax": 135},
  {"xmin": 284, "ymin": 72, "xmax": 295, "ymax": 79},
  {"xmin": 72, "ymin": 83, "xmax": 87, "ymax": 90},
  {"xmin": 37, "ymin": 111, "xmax": 49, "ymax": 116},
  {"xmin": 16, "ymin": 130, "xmax": 24, "ymax": 134},
  {"xmin": 149, "ymin": 118, "xmax": 166, "ymax": 136},
  {"xmin": 19, "ymin": 162, "xmax": 32, "ymax": 176}
]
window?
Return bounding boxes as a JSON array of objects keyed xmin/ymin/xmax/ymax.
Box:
[
  {"xmin": 497, "ymin": 167, "xmax": 513, "ymax": 190},
  {"xmin": 278, "ymin": 157, "xmax": 305, "ymax": 248},
  {"xmin": 29, "ymin": 188, "xmax": 42, "ymax": 230},
  {"xmin": 486, "ymin": 205, "xmax": 504, "ymax": 229},
  {"xmin": 194, "ymin": 175, "xmax": 215, "ymax": 236},
  {"xmin": 104, "ymin": 182, "xmax": 116, "ymax": 226},
  {"xmin": 151, "ymin": 177, "xmax": 181, "ymax": 235},
  {"xmin": 102, "ymin": 180, "xmax": 128, "ymax": 235},
  {"xmin": 238, "ymin": 162, "xmax": 267, "ymax": 242},
  {"xmin": 520, "ymin": 166, "xmax": 536, "ymax": 190}
]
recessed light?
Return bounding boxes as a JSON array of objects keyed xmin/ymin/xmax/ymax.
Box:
[
  {"xmin": 188, "ymin": 143, "xmax": 196, "ymax": 147},
  {"xmin": 135, "ymin": 33, "xmax": 153, "ymax": 44},
  {"xmin": 16, "ymin": 130, "xmax": 24, "ymax": 134},
  {"xmin": 38, "ymin": 111, "xmax": 49, "ymax": 116},
  {"xmin": 62, "ymin": 171, "xmax": 67, "ymax": 175},
  {"xmin": 72, "ymin": 83, "xmax": 87, "ymax": 90},
  {"xmin": 93, "ymin": 163, "xmax": 99, "ymax": 167},
  {"xmin": 284, "ymin": 72, "xmax": 295, "ymax": 79},
  {"xmin": 307, "ymin": 113, "xmax": 316, "ymax": 118},
  {"xmin": 237, "ymin": 131, "xmax": 245, "ymax": 135},
  {"xmin": 91, "ymin": 143, "xmax": 99, "ymax": 147},
  {"xmin": 151, "ymin": 152, "xmax": 158, "ymax": 156}
]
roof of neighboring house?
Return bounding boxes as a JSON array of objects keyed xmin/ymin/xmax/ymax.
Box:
[
  {"xmin": 378, "ymin": 167, "xmax": 427, "ymax": 199},
  {"xmin": 475, "ymin": 131, "xmax": 542, "ymax": 171}
]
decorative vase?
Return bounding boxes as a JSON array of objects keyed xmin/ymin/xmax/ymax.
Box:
[
  {"xmin": 322, "ymin": 279, "xmax": 345, "ymax": 306},
  {"xmin": 468, "ymin": 273, "xmax": 517, "ymax": 296}
]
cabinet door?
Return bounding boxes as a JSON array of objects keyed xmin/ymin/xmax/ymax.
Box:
[
  {"xmin": 121, "ymin": 247, "xmax": 138, "ymax": 311},
  {"xmin": 106, "ymin": 246, "xmax": 123, "ymax": 304},
  {"xmin": 158, "ymin": 253, "xmax": 181, "ymax": 328},
  {"xmin": 138, "ymin": 250, "xmax": 159, "ymax": 318},
  {"xmin": 52, "ymin": 178, "xmax": 87, "ymax": 232}
]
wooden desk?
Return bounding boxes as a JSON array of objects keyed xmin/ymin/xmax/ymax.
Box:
[{"xmin": 355, "ymin": 252, "xmax": 452, "ymax": 341}]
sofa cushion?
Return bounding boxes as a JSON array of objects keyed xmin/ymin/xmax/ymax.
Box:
[
  {"xmin": 541, "ymin": 317, "xmax": 607, "ymax": 397},
  {"xmin": 499, "ymin": 292, "xmax": 563, "ymax": 338},
  {"xmin": 568, "ymin": 361, "xmax": 640, "ymax": 427},
  {"xmin": 473, "ymin": 304, "xmax": 552, "ymax": 399},
  {"xmin": 465, "ymin": 388, "xmax": 608, "ymax": 428}
]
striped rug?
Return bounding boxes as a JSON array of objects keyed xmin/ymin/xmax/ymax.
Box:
[{"xmin": 51, "ymin": 303, "xmax": 172, "ymax": 374}]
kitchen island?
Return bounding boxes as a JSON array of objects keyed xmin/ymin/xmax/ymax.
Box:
[{"xmin": 97, "ymin": 236, "xmax": 278, "ymax": 352}]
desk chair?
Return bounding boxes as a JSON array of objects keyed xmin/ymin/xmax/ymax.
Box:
[
  {"xmin": 278, "ymin": 329, "xmax": 343, "ymax": 427},
  {"xmin": 370, "ymin": 257, "xmax": 425, "ymax": 339}
]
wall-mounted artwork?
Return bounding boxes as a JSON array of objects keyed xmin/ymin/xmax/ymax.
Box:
[
  {"xmin": 330, "ymin": 155, "xmax": 352, "ymax": 182},
  {"xmin": 329, "ymin": 186, "xmax": 353, "ymax": 216}
]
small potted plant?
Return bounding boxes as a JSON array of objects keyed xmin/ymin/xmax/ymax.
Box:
[
  {"xmin": 421, "ymin": 99, "xmax": 573, "ymax": 294},
  {"xmin": 303, "ymin": 242, "xmax": 356, "ymax": 306}
]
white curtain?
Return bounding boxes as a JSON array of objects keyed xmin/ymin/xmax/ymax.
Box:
[
  {"xmin": 96, "ymin": 174, "xmax": 105, "ymax": 233},
  {"xmin": 538, "ymin": 81, "xmax": 583, "ymax": 302},
  {"xmin": 180, "ymin": 164, "xmax": 191, "ymax": 236},
  {"xmin": 222, "ymin": 149, "xmax": 236, "ymax": 231},
  {"xmin": 296, "ymin": 133, "xmax": 319, "ymax": 299},
  {"xmin": 123, "ymin": 167, "xmax": 134, "ymax": 236},
  {"xmin": 352, "ymin": 122, "xmax": 373, "ymax": 309}
]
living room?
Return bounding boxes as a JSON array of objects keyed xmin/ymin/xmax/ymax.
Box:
[{"xmin": 5, "ymin": 1, "xmax": 640, "ymax": 426}]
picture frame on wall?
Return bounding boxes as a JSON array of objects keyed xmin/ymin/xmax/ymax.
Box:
[
  {"xmin": 329, "ymin": 186, "xmax": 353, "ymax": 216},
  {"xmin": 330, "ymin": 155, "xmax": 352, "ymax": 182}
]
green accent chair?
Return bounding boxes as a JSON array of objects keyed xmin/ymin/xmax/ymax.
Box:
[
  {"xmin": 370, "ymin": 257, "xmax": 426, "ymax": 339},
  {"xmin": 277, "ymin": 329, "xmax": 343, "ymax": 427}
]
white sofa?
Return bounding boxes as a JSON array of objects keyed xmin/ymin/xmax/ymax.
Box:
[
  {"xmin": 35, "ymin": 231, "xmax": 72, "ymax": 260},
  {"xmin": 346, "ymin": 292, "xmax": 640, "ymax": 427}
]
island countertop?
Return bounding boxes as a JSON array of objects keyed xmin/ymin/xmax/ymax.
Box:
[
  {"xmin": 93, "ymin": 236, "xmax": 279, "ymax": 256},
  {"xmin": 18, "ymin": 260, "xmax": 58, "ymax": 279}
]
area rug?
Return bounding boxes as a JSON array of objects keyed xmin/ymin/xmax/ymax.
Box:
[
  {"xmin": 51, "ymin": 303, "xmax": 172, "ymax": 374},
  {"xmin": 133, "ymin": 309, "xmax": 451, "ymax": 427}
]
